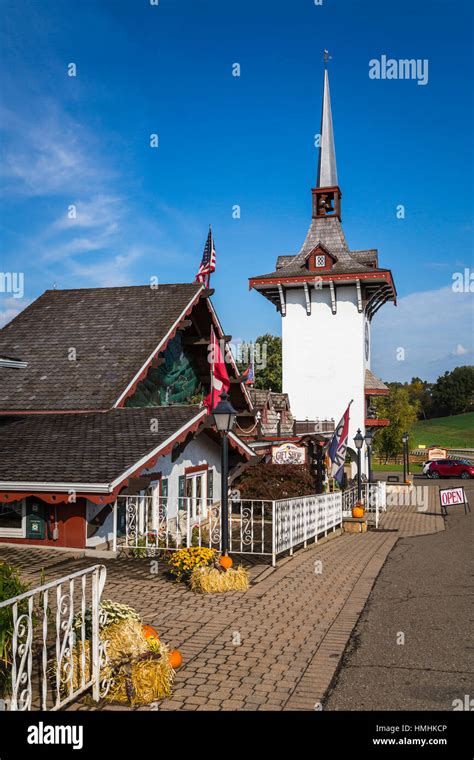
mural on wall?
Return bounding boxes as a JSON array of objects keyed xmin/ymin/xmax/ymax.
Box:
[{"xmin": 126, "ymin": 333, "xmax": 202, "ymax": 407}]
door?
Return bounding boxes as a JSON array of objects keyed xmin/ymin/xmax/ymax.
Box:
[{"xmin": 185, "ymin": 472, "xmax": 206, "ymax": 520}]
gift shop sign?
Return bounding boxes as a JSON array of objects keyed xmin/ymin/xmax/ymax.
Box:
[{"xmin": 272, "ymin": 443, "xmax": 306, "ymax": 465}]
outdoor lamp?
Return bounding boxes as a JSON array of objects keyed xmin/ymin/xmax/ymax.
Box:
[
  {"xmin": 402, "ymin": 431, "xmax": 409, "ymax": 444},
  {"xmin": 212, "ymin": 392, "xmax": 237, "ymax": 432},
  {"xmin": 212, "ymin": 391, "xmax": 237, "ymax": 558},
  {"xmin": 364, "ymin": 429, "xmax": 373, "ymax": 447},
  {"xmin": 353, "ymin": 428, "xmax": 364, "ymax": 450}
]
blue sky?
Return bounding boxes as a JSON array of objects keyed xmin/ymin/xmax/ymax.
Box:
[{"xmin": 0, "ymin": 0, "xmax": 473, "ymax": 382}]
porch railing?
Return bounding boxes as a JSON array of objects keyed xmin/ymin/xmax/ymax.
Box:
[
  {"xmin": 0, "ymin": 564, "xmax": 110, "ymax": 711},
  {"xmin": 117, "ymin": 493, "xmax": 344, "ymax": 565},
  {"xmin": 341, "ymin": 482, "xmax": 387, "ymax": 528}
]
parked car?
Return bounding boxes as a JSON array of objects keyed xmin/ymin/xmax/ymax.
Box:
[{"xmin": 426, "ymin": 459, "xmax": 474, "ymax": 479}]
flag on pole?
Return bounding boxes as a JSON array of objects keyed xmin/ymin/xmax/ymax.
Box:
[
  {"xmin": 244, "ymin": 363, "xmax": 254, "ymax": 385},
  {"xmin": 204, "ymin": 327, "xmax": 230, "ymax": 413},
  {"xmin": 326, "ymin": 401, "xmax": 352, "ymax": 485},
  {"xmin": 195, "ymin": 227, "xmax": 216, "ymax": 287}
]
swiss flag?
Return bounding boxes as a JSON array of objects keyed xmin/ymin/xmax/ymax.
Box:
[{"xmin": 204, "ymin": 327, "xmax": 230, "ymax": 413}]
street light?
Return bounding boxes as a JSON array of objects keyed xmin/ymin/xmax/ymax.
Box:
[
  {"xmin": 402, "ymin": 431, "xmax": 409, "ymax": 482},
  {"xmin": 353, "ymin": 428, "xmax": 364, "ymax": 501},
  {"xmin": 212, "ymin": 392, "xmax": 237, "ymax": 556},
  {"xmin": 364, "ymin": 428, "xmax": 374, "ymax": 484}
]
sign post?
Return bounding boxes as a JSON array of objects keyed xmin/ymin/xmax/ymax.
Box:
[{"xmin": 439, "ymin": 487, "xmax": 471, "ymax": 516}]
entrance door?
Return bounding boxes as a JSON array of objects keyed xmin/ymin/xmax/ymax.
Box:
[{"xmin": 185, "ymin": 472, "xmax": 206, "ymax": 520}]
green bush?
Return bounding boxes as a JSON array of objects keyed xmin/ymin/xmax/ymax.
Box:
[{"xmin": 0, "ymin": 562, "xmax": 30, "ymax": 698}]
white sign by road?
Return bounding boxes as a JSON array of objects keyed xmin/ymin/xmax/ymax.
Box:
[{"xmin": 439, "ymin": 487, "xmax": 466, "ymax": 507}]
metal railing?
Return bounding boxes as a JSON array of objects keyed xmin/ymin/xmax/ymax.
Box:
[
  {"xmin": 0, "ymin": 564, "xmax": 109, "ymax": 711},
  {"xmin": 117, "ymin": 493, "xmax": 343, "ymax": 565},
  {"xmin": 341, "ymin": 482, "xmax": 387, "ymax": 528}
]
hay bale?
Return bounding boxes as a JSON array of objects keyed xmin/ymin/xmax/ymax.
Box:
[
  {"xmin": 189, "ymin": 565, "xmax": 249, "ymax": 593},
  {"xmin": 61, "ymin": 618, "xmax": 174, "ymax": 706}
]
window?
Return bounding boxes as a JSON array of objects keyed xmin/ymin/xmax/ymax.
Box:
[
  {"xmin": 315, "ymin": 254, "xmax": 326, "ymax": 268},
  {"xmin": 0, "ymin": 500, "xmax": 25, "ymax": 537}
]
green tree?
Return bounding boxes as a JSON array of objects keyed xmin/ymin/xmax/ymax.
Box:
[
  {"xmin": 430, "ymin": 366, "xmax": 474, "ymax": 417},
  {"xmin": 407, "ymin": 377, "xmax": 433, "ymax": 419},
  {"xmin": 373, "ymin": 385, "xmax": 420, "ymax": 462},
  {"xmin": 237, "ymin": 334, "xmax": 282, "ymax": 392}
]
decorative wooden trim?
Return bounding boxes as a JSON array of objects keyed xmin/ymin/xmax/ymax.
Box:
[
  {"xmin": 303, "ymin": 282, "xmax": 311, "ymax": 315},
  {"xmin": 356, "ymin": 279, "xmax": 363, "ymax": 313},
  {"xmin": 184, "ymin": 463, "xmax": 209, "ymax": 475},
  {"xmin": 277, "ymin": 284, "xmax": 286, "ymax": 316},
  {"xmin": 365, "ymin": 418, "xmax": 390, "ymax": 427},
  {"xmin": 114, "ymin": 286, "xmax": 205, "ymax": 408},
  {"xmin": 329, "ymin": 280, "xmax": 337, "ymax": 314}
]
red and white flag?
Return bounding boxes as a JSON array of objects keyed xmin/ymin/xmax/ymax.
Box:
[{"xmin": 204, "ymin": 327, "xmax": 230, "ymax": 413}]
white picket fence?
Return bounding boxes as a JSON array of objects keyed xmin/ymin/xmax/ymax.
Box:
[{"xmin": 0, "ymin": 564, "xmax": 110, "ymax": 711}]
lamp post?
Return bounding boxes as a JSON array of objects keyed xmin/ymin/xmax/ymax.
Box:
[
  {"xmin": 212, "ymin": 392, "xmax": 237, "ymax": 556},
  {"xmin": 364, "ymin": 428, "xmax": 374, "ymax": 483},
  {"xmin": 353, "ymin": 428, "xmax": 364, "ymax": 501},
  {"xmin": 402, "ymin": 431, "xmax": 409, "ymax": 482}
]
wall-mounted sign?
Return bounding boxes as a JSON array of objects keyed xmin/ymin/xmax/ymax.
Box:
[
  {"xmin": 272, "ymin": 443, "xmax": 306, "ymax": 465},
  {"xmin": 439, "ymin": 487, "xmax": 471, "ymax": 515},
  {"xmin": 428, "ymin": 447, "xmax": 447, "ymax": 460}
]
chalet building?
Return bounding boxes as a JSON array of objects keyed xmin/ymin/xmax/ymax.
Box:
[
  {"xmin": 0, "ymin": 283, "xmax": 255, "ymax": 551},
  {"xmin": 249, "ymin": 69, "xmax": 396, "ymax": 473}
]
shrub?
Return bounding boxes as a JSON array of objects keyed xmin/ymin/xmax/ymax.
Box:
[
  {"xmin": 167, "ymin": 547, "xmax": 216, "ymax": 581},
  {"xmin": 233, "ymin": 463, "xmax": 316, "ymax": 500},
  {"xmin": 0, "ymin": 562, "xmax": 30, "ymax": 698}
]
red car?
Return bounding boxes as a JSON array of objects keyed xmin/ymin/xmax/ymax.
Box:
[{"xmin": 427, "ymin": 459, "xmax": 474, "ymax": 479}]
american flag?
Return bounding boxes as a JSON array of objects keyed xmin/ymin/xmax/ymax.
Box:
[{"xmin": 195, "ymin": 227, "xmax": 216, "ymax": 287}]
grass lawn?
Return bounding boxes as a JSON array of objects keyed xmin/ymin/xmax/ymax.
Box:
[
  {"xmin": 410, "ymin": 412, "xmax": 474, "ymax": 449},
  {"xmin": 373, "ymin": 463, "xmax": 423, "ymax": 472}
]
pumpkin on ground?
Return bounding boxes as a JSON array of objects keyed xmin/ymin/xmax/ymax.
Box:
[
  {"xmin": 168, "ymin": 650, "xmax": 183, "ymax": 669},
  {"xmin": 219, "ymin": 554, "xmax": 233, "ymax": 570},
  {"xmin": 142, "ymin": 624, "xmax": 160, "ymax": 642}
]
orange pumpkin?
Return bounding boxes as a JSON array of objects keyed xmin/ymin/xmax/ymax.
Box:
[
  {"xmin": 352, "ymin": 505, "xmax": 365, "ymax": 519},
  {"xmin": 168, "ymin": 649, "xmax": 183, "ymax": 669},
  {"xmin": 219, "ymin": 554, "xmax": 233, "ymax": 570},
  {"xmin": 142, "ymin": 624, "xmax": 160, "ymax": 641}
]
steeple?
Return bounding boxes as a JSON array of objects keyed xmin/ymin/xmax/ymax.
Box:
[
  {"xmin": 316, "ymin": 69, "xmax": 338, "ymax": 188},
  {"xmin": 312, "ymin": 57, "xmax": 342, "ymax": 222}
]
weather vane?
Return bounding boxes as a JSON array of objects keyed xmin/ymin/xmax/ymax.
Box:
[{"xmin": 323, "ymin": 50, "xmax": 332, "ymax": 68}]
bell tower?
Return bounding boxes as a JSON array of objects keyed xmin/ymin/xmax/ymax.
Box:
[{"xmin": 249, "ymin": 59, "xmax": 396, "ymax": 473}]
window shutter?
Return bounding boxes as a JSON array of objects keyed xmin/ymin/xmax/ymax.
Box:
[
  {"xmin": 178, "ymin": 475, "xmax": 185, "ymax": 509},
  {"xmin": 207, "ymin": 469, "xmax": 213, "ymax": 501}
]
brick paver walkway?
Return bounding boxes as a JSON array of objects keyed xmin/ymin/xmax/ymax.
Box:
[{"xmin": 0, "ymin": 486, "xmax": 444, "ymax": 711}]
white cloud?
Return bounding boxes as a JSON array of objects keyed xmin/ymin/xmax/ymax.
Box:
[
  {"xmin": 452, "ymin": 343, "xmax": 468, "ymax": 356},
  {"xmin": 0, "ymin": 297, "xmax": 30, "ymax": 328},
  {"xmin": 0, "ymin": 103, "xmax": 112, "ymax": 197},
  {"xmin": 372, "ymin": 285, "xmax": 473, "ymax": 382}
]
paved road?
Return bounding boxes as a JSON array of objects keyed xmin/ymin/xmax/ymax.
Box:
[{"xmin": 325, "ymin": 483, "xmax": 474, "ymax": 711}]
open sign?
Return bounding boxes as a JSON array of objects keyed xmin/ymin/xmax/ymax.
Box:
[{"xmin": 439, "ymin": 487, "xmax": 470, "ymax": 515}]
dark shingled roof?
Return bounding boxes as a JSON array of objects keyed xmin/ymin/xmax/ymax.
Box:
[
  {"xmin": 0, "ymin": 406, "xmax": 203, "ymax": 485},
  {"xmin": 0, "ymin": 284, "xmax": 202, "ymax": 411},
  {"xmin": 252, "ymin": 218, "xmax": 385, "ymax": 280}
]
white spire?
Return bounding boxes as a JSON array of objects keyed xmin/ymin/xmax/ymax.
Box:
[{"xmin": 316, "ymin": 68, "xmax": 338, "ymax": 188}]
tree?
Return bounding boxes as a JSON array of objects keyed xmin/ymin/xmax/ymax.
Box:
[
  {"xmin": 430, "ymin": 366, "xmax": 474, "ymax": 417},
  {"xmin": 407, "ymin": 377, "xmax": 433, "ymax": 420},
  {"xmin": 373, "ymin": 386, "xmax": 420, "ymax": 462},
  {"xmin": 237, "ymin": 334, "xmax": 282, "ymax": 392}
]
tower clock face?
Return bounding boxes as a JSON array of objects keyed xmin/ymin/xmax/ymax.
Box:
[{"xmin": 365, "ymin": 322, "xmax": 370, "ymax": 361}]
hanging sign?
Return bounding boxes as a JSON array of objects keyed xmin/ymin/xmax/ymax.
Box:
[{"xmin": 272, "ymin": 443, "xmax": 306, "ymax": 465}]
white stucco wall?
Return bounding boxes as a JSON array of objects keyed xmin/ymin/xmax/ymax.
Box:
[
  {"xmin": 282, "ymin": 284, "xmax": 368, "ymax": 473},
  {"xmin": 141, "ymin": 432, "xmax": 222, "ymax": 517}
]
